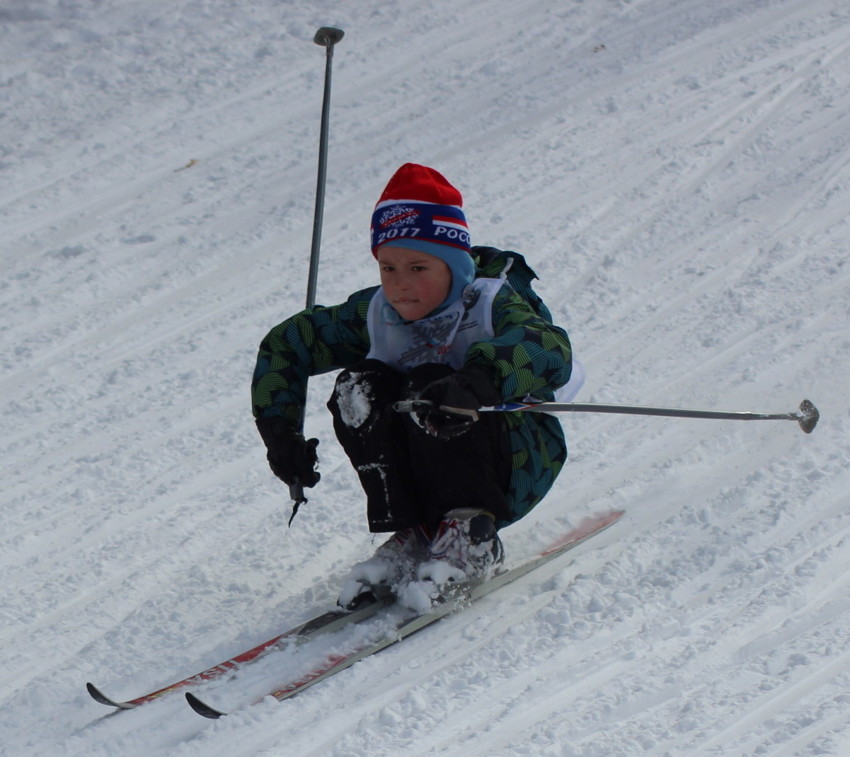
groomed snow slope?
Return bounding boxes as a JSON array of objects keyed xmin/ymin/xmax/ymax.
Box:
[{"xmin": 1, "ymin": 0, "xmax": 849, "ymax": 754}]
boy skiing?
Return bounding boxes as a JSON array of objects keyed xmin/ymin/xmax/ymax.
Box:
[{"xmin": 252, "ymin": 163, "xmax": 579, "ymax": 609}]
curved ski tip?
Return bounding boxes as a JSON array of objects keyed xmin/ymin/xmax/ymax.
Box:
[
  {"xmin": 798, "ymin": 399, "xmax": 819, "ymax": 434},
  {"xmin": 185, "ymin": 691, "xmax": 226, "ymax": 719},
  {"xmin": 86, "ymin": 682, "xmax": 134, "ymax": 709}
]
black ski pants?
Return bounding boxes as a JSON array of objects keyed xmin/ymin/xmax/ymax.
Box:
[{"xmin": 327, "ymin": 360, "xmax": 511, "ymax": 533}]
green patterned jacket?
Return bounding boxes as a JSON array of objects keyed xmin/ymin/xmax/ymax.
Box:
[{"xmin": 252, "ymin": 247, "xmax": 572, "ymax": 526}]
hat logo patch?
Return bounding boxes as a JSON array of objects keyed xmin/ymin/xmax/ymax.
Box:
[{"xmin": 379, "ymin": 205, "xmax": 419, "ymax": 229}]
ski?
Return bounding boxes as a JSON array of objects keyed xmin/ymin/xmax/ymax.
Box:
[
  {"xmin": 86, "ymin": 593, "xmax": 392, "ymax": 710},
  {"xmin": 185, "ymin": 509, "xmax": 624, "ymax": 718}
]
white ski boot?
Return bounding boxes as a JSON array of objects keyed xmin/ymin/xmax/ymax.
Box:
[
  {"xmin": 400, "ymin": 509, "xmax": 505, "ymax": 611},
  {"xmin": 337, "ymin": 525, "xmax": 430, "ymax": 609}
]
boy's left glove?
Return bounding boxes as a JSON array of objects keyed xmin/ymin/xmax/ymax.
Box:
[
  {"xmin": 255, "ymin": 416, "xmax": 321, "ymax": 487},
  {"xmin": 417, "ymin": 366, "xmax": 501, "ymax": 439}
]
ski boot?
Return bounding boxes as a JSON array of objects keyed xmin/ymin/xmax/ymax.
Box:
[{"xmin": 337, "ymin": 524, "xmax": 431, "ymax": 610}]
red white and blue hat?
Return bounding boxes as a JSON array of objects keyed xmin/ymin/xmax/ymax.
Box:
[{"xmin": 371, "ymin": 163, "xmax": 475, "ymax": 306}]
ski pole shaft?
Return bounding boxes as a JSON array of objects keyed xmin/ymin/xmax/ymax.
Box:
[
  {"xmin": 305, "ymin": 26, "xmax": 344, "ymax": 310},
  {"xmin": 289, "ymin": 27, "xmax": 345, "ymax": 524},
  {"xmin": 393, "ymin": 399, "xmax": 819, "ymax": 434}
]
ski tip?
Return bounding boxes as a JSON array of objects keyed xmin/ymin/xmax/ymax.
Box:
[
  {"xmin": 86, "ymin": 682, "xmax": 135, "ymax": 710},
  {"xmin": 540, "ymin": 509, "xmax": 625, "ymax": 556},
  {"xmin": 86, "ymin": 681, "xmax": 109, "ymax": 704},
  {"xmin": 185, "ymin": 691, "xmax": 226, "ymax": 719}
]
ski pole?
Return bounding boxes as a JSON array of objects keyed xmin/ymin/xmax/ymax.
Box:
[
  {"xmin": 305, "ymin": 26, "xmax": 344, "ymax": 309},
  {"xmin": 289, "ymin": 27, "xmax": 345, "ymax": 526},
  {"xmin": 393, "ymin": 398, "xmax": 819, "ymax": 434}
]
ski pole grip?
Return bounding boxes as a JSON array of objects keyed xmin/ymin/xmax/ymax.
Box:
[
  {"xmin": 392, "ymin": 399, "xmax": 480, "ymax": 421},
  {"xmin": 393, "ymin": 399, "xmax": 432, "ymax": 413}
]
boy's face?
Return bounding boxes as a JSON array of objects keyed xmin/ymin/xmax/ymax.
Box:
[{"xmin": 377, "ymin": 245, "xmax": 452, "ymax": 321}]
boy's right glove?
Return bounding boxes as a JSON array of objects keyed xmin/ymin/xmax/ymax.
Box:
[
  {"xmin": 255, "ymin": 416, "xmax": 321, "ymax": 487},
  {"xmin": 417, "ymin": 366, "xmax": 501, "ymax": 440}
]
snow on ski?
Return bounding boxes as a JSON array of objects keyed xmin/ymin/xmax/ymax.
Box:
[
  {"xmin": 186, "ymin": 510, "xmax": 624, "ymax": 719},
  {"xmin": 86, "ymin": 596, "xmax": 391, "ymax": 710}
]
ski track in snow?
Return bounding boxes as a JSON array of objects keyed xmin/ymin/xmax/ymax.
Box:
[{"xmin": 1, "ymin": 0, "xmax": 849, "ymax": 754}]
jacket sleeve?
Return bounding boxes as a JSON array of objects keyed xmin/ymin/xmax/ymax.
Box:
[
  {"xmin": 464, "ymin": 284, "xmax": 572, "ymax": 402},
  {"xmin": 251, "ymin": 287, "xmax": 376, "ymax": 424}
]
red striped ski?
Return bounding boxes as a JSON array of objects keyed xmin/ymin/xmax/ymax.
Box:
[
  {"xmin": 186, "ymin": 509, "xmax": 624, "ymax": 718},
  {"xmin": 86, "ymin": 597, "xmax": 390, "ymax": 710}
]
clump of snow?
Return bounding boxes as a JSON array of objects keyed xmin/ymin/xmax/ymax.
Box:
[
  {"xmin": 335, "ymin": 371, "xmax": 375, "ymax": 428},
  {"xmin": 396, "ymin": 579, "xmax": 443, "ymax": 615}
]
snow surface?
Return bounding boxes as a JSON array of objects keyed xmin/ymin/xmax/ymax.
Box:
[{"xmin": 2, "ymin": 0, "xmax": 849, "ymax": 754}]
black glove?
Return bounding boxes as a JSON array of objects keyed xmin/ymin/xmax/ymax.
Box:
[
  {"xmin": 256, "ymin": 417, "xmax": 321, "ymax": 487},
  {"xmin": 417, "ymin": 367, "xmax": 501, "ymax": 439}
]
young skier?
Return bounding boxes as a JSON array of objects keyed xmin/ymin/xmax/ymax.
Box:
[{"xmin": 252, "ymin": 163, "xmax": 579, "ymax": 609}]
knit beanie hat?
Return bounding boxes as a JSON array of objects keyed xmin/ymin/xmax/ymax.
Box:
[{"xmin": 371, "ymin": 163, "xmax": 475, "ymax": 307}]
